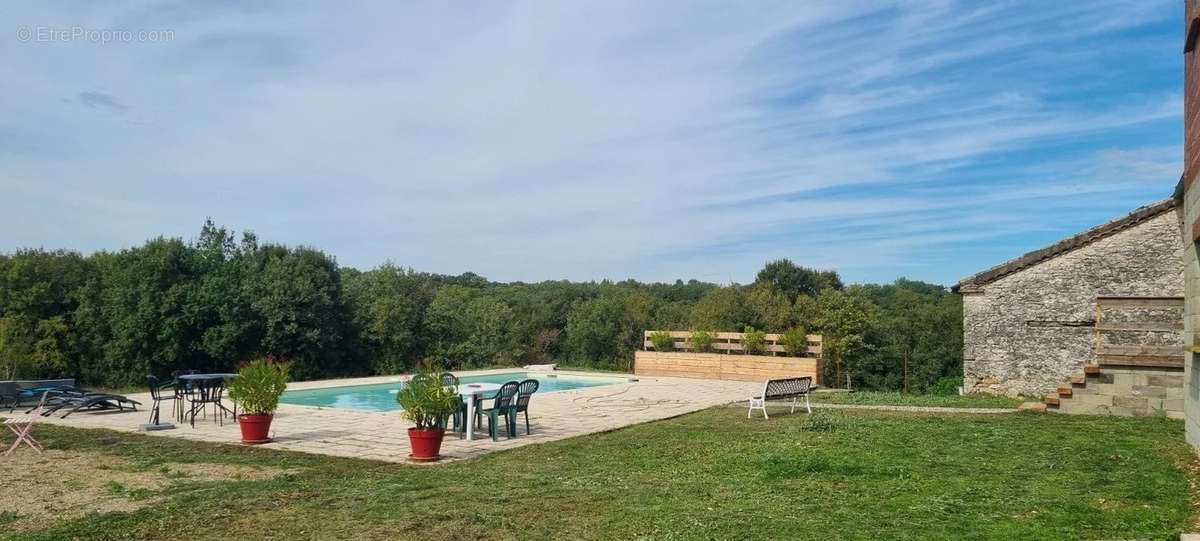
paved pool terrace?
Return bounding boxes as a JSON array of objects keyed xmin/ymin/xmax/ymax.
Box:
[{"xmin": 8, "ymin": 369, "xmax": 760, "ymax": 463}]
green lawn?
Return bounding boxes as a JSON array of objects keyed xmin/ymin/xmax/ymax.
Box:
[
  {"xmin": 4, "ymin": 408, "xmax": 1195, "ymax": 540},
  {"xmin": 810, "ymin": 390, "xmax": 1026, "ymax": 409}
]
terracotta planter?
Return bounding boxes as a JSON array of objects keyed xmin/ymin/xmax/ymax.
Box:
[
  {"xmin": 407, "ymin": 427, "xmax": 446, "ymax": 462},
  {"xmin": 238, "ymin": 414, "xmax": 273, "ymax": 444}
]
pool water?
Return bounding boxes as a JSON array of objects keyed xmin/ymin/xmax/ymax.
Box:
[{"xmin": 279, "ymin": 372, "xmax": 624, "ymax": 412}]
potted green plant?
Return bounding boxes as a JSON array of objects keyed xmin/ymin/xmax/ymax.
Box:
[
  {"xmin": 395, "ymin": 364, "xmax": 460, "ymax": 462},
  {"xmin": 649, "ymin": 330, "xmax": 675, "ymax": 352},
  {"xmin": 780, "ymin": 327, "xmax": 809, "ymax": 357},
  {"xmin": 741, "ymin": 326, "xmax": 767, "ymax": 355},
  {"xmin": 689, "ymin": 329, "xmax": 715, "ymax": 353},
  {"xmin": 226, "ymin": 358, "xmax": 290, "ymax": 444}
]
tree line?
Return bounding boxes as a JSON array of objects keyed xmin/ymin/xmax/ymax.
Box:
[{"xmin": 0, "ymin": 221, "xmax": 962, "ymax": 391}]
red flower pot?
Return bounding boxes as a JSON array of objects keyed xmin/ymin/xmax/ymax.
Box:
[
  {"xmin": 407, "ymin": 427, "xmax": 446, "ymax": 462},
  {"xmin": 238, "ymin": 414, "xmax": 273, "ymax": 444}
]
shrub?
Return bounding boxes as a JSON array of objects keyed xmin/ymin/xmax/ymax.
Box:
[
  {"xmin": 741, "ymin": 326, "xmax": 766, "ymax": 355},
  {"xmin": 395, "ymin": 363, "xmax": 460, "ymax": 430},
  {"xmin": 649, "ymin": 330, "xmax": 675, "ymax": 352},
  {"xmin": 928, "ymin": 376, "xmax": 962, "ymax": 396},
  {"xmin": 226, "ymin": 358, "xmax": 291, "ymax": 416},
  {"xmin": 689, "ymin": 329, "xmax": 715, "ymax": 353},
  {"xmin": 798, "ymin": 410, "xmax": 839, "ymax": 432},
  {"xmin": 780, "ymin": 328, "xmax": 809, "ymax": 357}
]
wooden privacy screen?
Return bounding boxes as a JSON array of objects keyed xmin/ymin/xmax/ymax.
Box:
[
  {"xmin": 634, "ymin": 331, "xmax": 822, "ymax": 383},
  {"xmin": 1093, "ymin": 296, "xmax": 1184, "ymax": 369},
  {"xmin": 639, "ymin": 331, "xmax": 822, "ymax": 358}
]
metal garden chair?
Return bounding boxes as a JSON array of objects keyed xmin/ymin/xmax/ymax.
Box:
[
  {"xmin": 185, "ymin": 377, "xmax": 227, "ymax": 427},
  {"xmin": 147, "ymin": 375, "xmax": 179, "ymax": 425}
]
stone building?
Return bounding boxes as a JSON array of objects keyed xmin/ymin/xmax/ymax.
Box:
[{"xmin": 955, "ymin": 199, "xmax": 1184, "ymax": 416}]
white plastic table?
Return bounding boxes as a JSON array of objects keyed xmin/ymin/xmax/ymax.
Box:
[{"xmin": 458, "ymin": 382, "xmax": 501, "ymax": 441}]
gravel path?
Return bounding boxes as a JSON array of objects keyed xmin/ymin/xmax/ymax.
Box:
[{"xmin": 808, "ymin": 402, "xmax": 1018, "ymax": 414}]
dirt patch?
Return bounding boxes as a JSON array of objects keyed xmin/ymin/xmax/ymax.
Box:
[
  {"xmin": 167, "ymin": 462, "xmax": 296, "ymax": 481},
  {"xmin": 0, "ymin": 449, "xmax": 295, "ymax": 533}
]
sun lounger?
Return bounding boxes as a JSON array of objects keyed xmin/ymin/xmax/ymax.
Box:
[
  {"xmin": 0, "ymin": 382, "xmax": 20, "ymax": 412},
  {"xmin": 4, "ymin": 379, "xmax": 77, "ymax": 412},
  {"xmin": 34, "ymin": 389, "xmax": 141, "ymax": 418}
]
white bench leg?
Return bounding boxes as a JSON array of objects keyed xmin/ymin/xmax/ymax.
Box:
[
  {"xmin": 805, "ymin": 393, "xmax": 811, "ymax": 414},
  {"xmin": 748, "ymin": 398, "xmax": 768, "ymax": 419},
  {"xmin": 790, "ymin": 396, "xmax": 797, "ymax": 414}
]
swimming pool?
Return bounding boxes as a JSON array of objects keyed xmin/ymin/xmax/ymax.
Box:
[{"xmin": 279, "ymin": 372, "xmax": 625, "ymax": 412}]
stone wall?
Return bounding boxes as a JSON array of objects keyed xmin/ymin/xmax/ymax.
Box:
[
  {"xmin": 1183, "ymin": 179, "xmax": 1200, "ymax": 446},
  {"xmin": 962, "ymin": 209, "xmax": 1184, "ymax": 396},
  {"xmin": 1057, "ymin": 366, "xmax": 1184, "ymax": 418}
]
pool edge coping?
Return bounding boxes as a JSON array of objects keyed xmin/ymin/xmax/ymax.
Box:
[{"xmin": 277, "ymin": 368, "xmax": 643, "ymax": 413}]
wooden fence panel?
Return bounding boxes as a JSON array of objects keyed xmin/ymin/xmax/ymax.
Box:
[
  {"xmin": 634, "ymin": 351, "xmax": 822, "ymax": 383},
  {"xmin": 642, "ymin": 330, "xmax": 822, "ymax": 357}
]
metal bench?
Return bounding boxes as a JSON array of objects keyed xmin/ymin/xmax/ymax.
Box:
[{"xmin": 748, "ymin": 376, "xmax": 813, "ymax": 419}]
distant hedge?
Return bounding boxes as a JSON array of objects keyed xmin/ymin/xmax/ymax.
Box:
[{"xmin": 0, "ymin": 221, "xmax": 962, "ymax": 390}]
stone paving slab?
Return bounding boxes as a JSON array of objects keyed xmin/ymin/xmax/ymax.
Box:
[{"xmin": 5, "ymin": 370, "xmax": 759, "ymax": 464}]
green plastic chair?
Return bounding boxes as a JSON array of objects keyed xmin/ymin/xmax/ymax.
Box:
[
  {"xmin": 511, "ymin": 379, "xmax": 540, "ymax": 435},
  {"xmin": 439, "ymin": 372, "xmax": 467, "ymax": 435},
  {"xmin": 476, "ymin": 381, "xmax": 520, "ymax": 441}
]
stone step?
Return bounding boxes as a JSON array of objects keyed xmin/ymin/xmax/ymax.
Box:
[
  {"xmin": 1084, "ymin": 364, "xmax": 1101, "ymax": 375},
  {"xmin": 1071, "ymin": 374, "xmax": 1087, "ymax": 385},
  {"xmin": 1044, "ymin": 395, "xmax": 1060, "ymax": 406},
  {"xmin": 1057, "ymin": 385, "xmax": 1073, "ymax": 397},
  {"xmin": 1017, "ymin": 401, "xmax": 1048, "ymax": 413}
]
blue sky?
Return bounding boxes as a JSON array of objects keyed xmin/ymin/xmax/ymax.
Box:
[{"xmin": 0, "ymin": 1, "xmax": 1184, "ymax": 286}]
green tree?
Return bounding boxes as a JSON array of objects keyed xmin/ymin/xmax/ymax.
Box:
[
  {"xmin": 343, "ymin": 262, "xmax": 435, "ymax": 375},
  {"xmin": 564, "ymin": 289, "xmax": 656, "ymax": 370},
  {"xmin": 247, "ymin": 245, "xmax": 352, "ymax": 380},
  {"xmin": 745, "ymin": 284, "xmax": 794, "ymax": 331},
  {"xmin": 76, "ymin": 238, "xmax": 207, "ymax": 385},
  {"xmin": 814, "ymin": 287, "xmax": 877, "ymax": 389},
  {"xmin": 754, "ymin": 259, "xmax": 843, "ymax": 302},
  {"xmin": 190, "ymin": 221, "xmax": 262, "ymax": 370},
  {"xmin": 0, "ymin": 249, "xmax": 89, "ymax": 379},
  {"xmin": 690, "ymin": 287, "xmax": 752, "ymax": 331},
  {"xmin": 425, "ymin": 285, "xmax": 516, "ymax": 368},
  {"xmin": 856, "ymin": 279, "xmax": 963, "ymax": 392}
]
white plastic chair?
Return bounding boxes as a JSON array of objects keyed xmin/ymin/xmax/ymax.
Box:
[{"xmin": 4, "ymin": 391, "xmax": 48, "ymax": 455}]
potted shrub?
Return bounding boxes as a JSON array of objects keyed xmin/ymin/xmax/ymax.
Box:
[
  {"xmin": 649, "ymin": 330, "xmax": 675, "ymax": 352},
  {"xmin": 395, "ymin": 365, "xmax": 460, "ymax": 462},
  {"xmin": 741, "ymin": 326, "xmax": 767, "ymax": 355},
  {"xmin": 689, "ymin": 329, "xmax": 715, "ymax": 353},
  {"xmin": 226, "ymin": 358, "xmax": 290, "ymax": 444},
  {"xmin": 780, "ymin": 327, "xmax": 809, "ymax": 357}
]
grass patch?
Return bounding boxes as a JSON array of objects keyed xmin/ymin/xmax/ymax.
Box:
[
  {"xmin": 4, "ymin": 408, "xmax": 1195, "ymax": 540},
  {"xmin": 811, "ymin": 390, "xmax": 1025, "ymax": 408}
]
